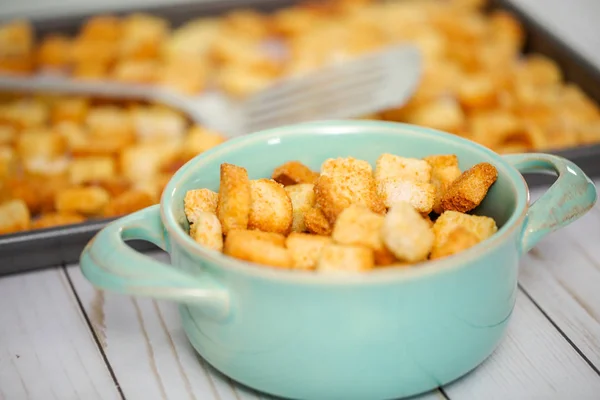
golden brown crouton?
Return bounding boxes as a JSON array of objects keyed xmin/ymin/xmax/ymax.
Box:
[
  {"xmin": 217, "ymin": 163, "xmax": 251, "ymax": 234},
  {"xmin": 377, "ymin": 177, "xmax": 435, "ymax": 214},
  {"xmin": 0, "ymin": 199, "xmax": 30, "ymax": 234},
  {"xmin": 16, "ymin": 128, "xmax": 66, "ymax": 160},
  {"xmin": 86, "ymin": 106, "xmax": 134, "ymax": 138},
  {"xmin": 317, "ymin": 243, "xmax": 375, "ymax": 273},
  {"xmin": 189, "ymin": 211, "xmax": 223, "ymax": 252},
  {"xmin": 285, "ymin": 183, "xmax": 315, "ymax": 233},
  {"xmin": 424, "ymin": 154, "xmax": 462, "ymax": 214},
  {"xmin": 103, "ymin": 190, "xmax": 154, "ymax": 217},
  {"xmin": 248, "ymin": 179, "xmax": 293, "ymax": 234},
  {"xmin": 119, "ymin": 13, "xmax": 169, "ymax": 60},
  {"xmin": 381, "ymin": 202, "xmax": 435, "ymax": 263},
  {"xmin": 120, "ymin": 142, "xmax": 180, "ymax": 182},
  {"xmin": 227, "ymin": 228, "xmax": 286, "ymax": 247},
  {"xmin": 51, "ymin": 97, "xmax": 89, "ymax": 125},
  {"xmin": 433, "ymin": 211, "xmax": 498, "ymax": 251},
  {"xmin": 286, "ymin": 232, "xmax": 332, "ymax": 270},
  {"xmin": 6, "ymin": 176, "xmax": 68, "ymax": 214},
  {"xmin": 0, "ymin": 146, "xmax": 16, "ymax": 180},
  {"xmin": 181, "ymin": 126, "xmax": 226, "ymax": 159},
  {"xmin": 31, "ymin": 212, "xmax": 85, "ymax": 230},
  {"xmin": 68, "ymin": 156, "xmax": 116, "ymax": 185},
  {"xmin": 375, "ymin": 153, "xmax": 432, "ymax": 183},
  {"xmin": 315, "ymin": 157, "xmax": 380, "ymax": 223},
  {"xmin": 332, "ymin": 205, "xmax": 395, "ymax": 266},
  {"xmin": 224, "ymin": 229, "xmax": 291, "ymax": 268},
  {"xmin": 441, "ymin": 162, "xmax": 498, "ymax": 213},
  {"xmin": 0, "ymin": 126, "xmax": 16, "ymax": 145},
  {"xmin": 184, "ymin": 188, "xmax": 218, "ymax": 224},
  {"xmin": 131, "ymin": 106, "xmax": 187, "ymax": 141},
  {"xmin": 304, "ymin": 207, "xmax": 332, "ymax": 236},
  {"xmin": 55, "ymin": 186, "xmax": 110, "ymax": 215},
  {"xmin": 272, "ymin": 161, "xmax": 320, "ymax": 186},
  {"xmin": 430, "ymin": 226, "xmax": 480, "ymax": 260},
  {"xmin": 36, "ymin": 34, "xmax": 71, "ymax": 69}
]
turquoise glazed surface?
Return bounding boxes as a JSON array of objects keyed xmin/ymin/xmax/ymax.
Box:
[{"xmin": 80, "ymin": 121, "xmax": 597, "ymax": 400}]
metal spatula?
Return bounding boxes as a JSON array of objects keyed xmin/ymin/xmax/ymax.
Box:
[{"xmin": 0, "ymin": 44, "xmax": 422, "ymax": 137}]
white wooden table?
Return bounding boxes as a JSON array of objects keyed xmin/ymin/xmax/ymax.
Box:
[{"xmin": 1, "ymin": 182, "xmax": 600, "ymax": 400}]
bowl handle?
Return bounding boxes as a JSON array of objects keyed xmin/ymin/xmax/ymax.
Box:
[
  {"xmin": 503, "ymin": 153, "xmax": 597, "ymax": 254},
  {"xmin": 79, "ymin": 204, "xmax": 229, "ymax": 321}
]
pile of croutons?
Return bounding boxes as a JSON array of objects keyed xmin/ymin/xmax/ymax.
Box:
[{"xmin": 184, "ymin": 153, "xmax": 499, "ymax": 272}]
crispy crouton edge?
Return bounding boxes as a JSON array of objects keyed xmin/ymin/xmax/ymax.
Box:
[{"xmin": 161, "ymin": 120, "xmax": 529, "ymax": 284}]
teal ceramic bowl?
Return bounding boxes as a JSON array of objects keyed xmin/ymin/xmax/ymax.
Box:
[{"xmin": 80, "ymin": 120, "xmax": 596, "ymax": 400}]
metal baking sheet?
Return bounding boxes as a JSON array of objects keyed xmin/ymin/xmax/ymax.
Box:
[{"xmin": 1, "ymin": 0, "xmax": 600, "ymax": 276}]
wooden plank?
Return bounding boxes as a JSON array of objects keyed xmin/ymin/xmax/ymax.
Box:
[
  {"xmin": 443, "ymin": 290, "xmax": 600, "ymax": 399},
  {"xmin": 517, "ymin": 199, "xmax": 600, "ymax": 370},
  {"xmin": 67, "ymin": 258, "xmax": 445, "ymax": 400},
  {"xmin": 0, "ymin": 268, "xmax": 121, "ymax": 400}
]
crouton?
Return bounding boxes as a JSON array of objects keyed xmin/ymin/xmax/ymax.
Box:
[
  {"xmin": 32, "ymin": 212, "xmax": 84, "ymax": 230},
  {"xmin": 0, "ymin": 146, "xmax": 16, "ymax": 180},
  {"xmin": 103, "ymin": 190, "xmax": 154, "ymax": 217},
  {"xmin": 381, "ymin": 202, "xmax": 435, "ymax": 263},
  {"xmin": 317, "ymin": 243, "xmax": 374, "ymax": 273},
  {"xmin": 248, "ymin": 179, "xmax": 293, "ymax": 234},
  {"xmin": 433, "ymin": 211, "xmax": 497, "ymax": 251},
  {"xmin": 377, "ymin": 177, "xmax": 435, "ymax": 214},
  {"xmin": 0, "ymin": 199, "xmax": 30, "ymax": 234},
  {"xmin": 430, "ymin": 226, "xmax": 480, "ymax": 260},
  {"xmin": 226, "ymin": 228, "xmax": 286, "ymax": 247},
  {"xmin": 131, "ymin": 106, "xmax": 187, "ymax": 141},
  {"xmin": 184, "ymin": 188, "xmax": 219, "ymax": 224},
  {"xmin": 217, "ymin": 163, "xmax": 251, "ymax": 234},
  {"xmin": 224, "ymin": 229, "xmax": 291, "ymax": 268},
  {"xmin": 332, "ymin": 205, "xmax": 395, "ymax": 265},
  {"xmin": 36, "ymin": 34, "xmax": 71, "ymax": 69},
  {"xmin": 23, "ymin": 155, "xmax": 70, "ymax": 177},
  {"xmin": 424, "ymin": 154, "xmax": 462, "ymax": 214},
  {"xmin": 304, "ymin": 207, "xmax": 332, "ymax": 236},
  {"xmin": 16, "ymin": 128, "xmax": 66, "ymax": 160},
  {"xmin": 315, "ymin": 157, "xmax": 381, "ymax": 223},
  {"xmin": 55, "ymin": 186, "xmax": 110, "ymax": 215},
  {"xmin": 188, "ymin": 211, "xmax": 223, "ymax": 251},
  {"xmin": 0, "ymin": 126, "xmax": 16, "ymax": 145},
  {"xmin": 285, "ymin": 183, "xmax": 315, "ymax": 232},
  {"xmin": 68, "ymin": 156, "xmax": 116, "ymax": 185},
  {"xmin": 181, "ymin": 126, "xmax": 226, "ymax": 159},
  {"xmin": 286, "ymin": 232, "xmax": 332, "ymax": 270},
  {"xmin": 112, "ymin": 60, "xmax": 160, "ymax": 84},
  {"xmin": 2, "ymin": 99, "xmax": 48, "ymax": 129},
  {"xmin": 87, "ymin": 177, "xmax": 131, "ymax": 197},
  {"xmin": 120, "ymin": 142, "xmax": 180, "ymax": 182},
  {"xmin": 441, "ymin": 162, "xmax": 498, "ymax": 212},
  {"xmin": 272, "ymin": 161, "xmax": 319, "ymax": 186},
  {"xmin": 375, "ymin": 153, "xmax": 432, "ymax": 183},
  {"xmin": 120, "ymin": 13, "xmax": 169, "ymax": 60},
  {"xmin": 6, "ymin": 176, "xmax": 68, "ymax": 214},
  {"xmin": 51, "ymin": 97, "xmax": 89, "ymax": 125},
  {"xmin": 86, "ymin": 106, "xmax": 134, "ymax": 139}
]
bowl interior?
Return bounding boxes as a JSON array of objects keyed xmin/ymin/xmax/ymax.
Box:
[{"xmin": 163, "ymin": 121, "xmax": 528, "ymax": 249}]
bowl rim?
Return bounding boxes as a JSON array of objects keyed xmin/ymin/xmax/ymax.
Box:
[{"xmin": 160, "ymin": 120, "xmax": 529, "ymax": 285}]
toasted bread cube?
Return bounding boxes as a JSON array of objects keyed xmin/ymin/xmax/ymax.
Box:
[
  {"xmin": 68, "ymin": 156, "xmax": 116, "ymax": 185},
  {"xmin": 188, "ymin": 211, "xmax": 223, "ymax": 252},
  {"xmin": 6, "ymin": 176, "xmax": 69, "ymax": 214},
  {"xmin": 0, "ymin": 125, "xmax": 16, "ymax": 145},
  {"xmin": 55, "ymin": 186, "xmax": 110, "ymax": 215},
  {"xmin": 133, "ymin": 173, "xmax": 172, "ymax": 203},
  {"xmin": 332, "ymin": 205, "xmax": 396, "ymax": 266},
  {"xmin": 79, "ymin": 15, "xmax": 122, "ymax": 41},
  {"xmin": 4, "ymin": 99, "xmax": 48, "ymax": 129},
  {"xmin": 86, "ymin": 106, "xmax": 134, "ymax": 138},
  {"xmin": 87, "ymin": 177, "xmax": 131, "ymax": 197},
  {"xmin": 382, "ymin": 202, "xmax": 435, "ymax": 263},
  {"xmin": 131, "ymin": 105, "xmax": 187, "ymax": 141},
  {"xmin": 224, "ymin": 229, "xmax": 291, "ymax": 268},
  {"xmin": 377, "ymin": 177, "xmax": 435, "ymax": 214},
  {"xmin": 184, "ymin": 188, "xmax": 219, "ymax": 224},
  {"xmin": 120, "ymin": 13, "xmax": 169, "ymax": 60},
  {"xmin": 103, "ymin": 190, "xmax": 154, "ymax": 217},
  {"xmin": 375, "ymin": 153, "xmax": 432, "ymax": 183},
  {"xmin": 51, "ymin": 97, "xmax": 89, "ymax": 124},
  {"xmin": 433, "ymin": 211, "xmax": 498, "ymax": 251},
  {"xmin": 112, "ymin": 60, "xmax": 160, "ymax": 84},
  {"xmin": 36, "ymin": 34, "xmax": 71, "ymax": 69},
  {"xmin": 317, "ymin": 243, "xmax": 374, "ymax": 273},
  {"xmin": 272, "ymin": 161, "xmax": 319, "ymax": 186},
  {"xmin": 120, "ymin": 142, "xmax": 180, "ymax": 182},
  {"xmin": 286, "ymin": 232, "xmax": 332, "ymax": 270},
  {"xmin": 430, "ymin": 226, "xmax": 480, "ymax": 260},
  {"xmin": 424, "ymin": 154, "xmax": 462, "ymax": 214},
  {"xmin": 16, "ymin": 128, "xmax": 66, "ymax": 160},
  {"xmin": 304, "ymin": 207, "xmax": 332, "ymax": 236},
  {"xmin": 441, "ymin": 162, "xmax": 498, "ymax": 213},
  {"xmin": 72, "ymin": 61, "xmax": 109, "ymax": 80},
  {"xmin": 0, "ymin": 146, "xmax": 17, "ymax": 180},
  {"xmin": 227, "ymin": 228, "xmax": 286, "ymax": 247},
  {"xmin": 248, "ymin": 179, "xmax": 293, "ymax": 234},
  {"xmin": 285, "ymin": 183, "xmax": 315, "ymax": 233},
  {"xmin": 181, "ymin": 126, "xmax": 226, "ymax": 159},
  {"xmin": 217, "ymin": 163, "xmax": 251, "ymax": 234},
  {"xmin": 159, "ymin": 57, "xmax": 208, "ymax": 95},
  {"xmin": 315, "ymin": 157, "xmax": 381, "ymax": 223},
  {"xmin": 0, "ymin": 199, "xmax": 30, "ymax": 234},
  {"xmin": 32, "ymin": 212, "xmax": 85, "ymax": 230},
  {"xmin": 23, "ymin": 155, "xmax": 69, "ymax": 177}
]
